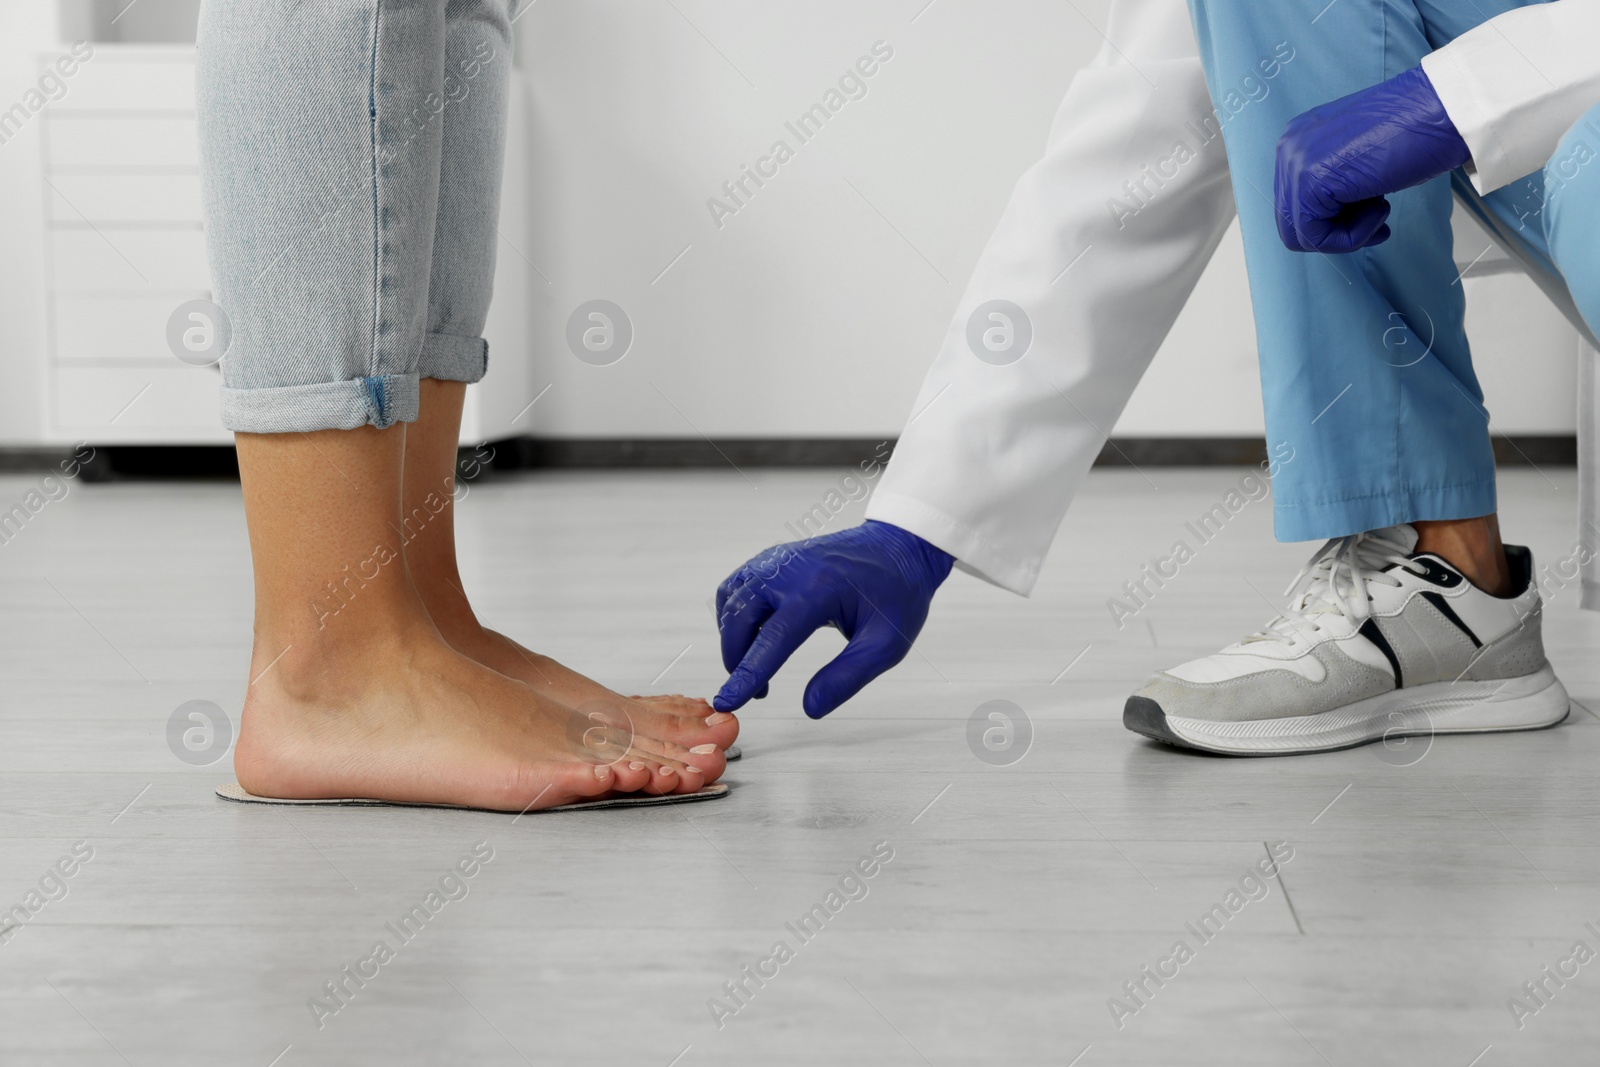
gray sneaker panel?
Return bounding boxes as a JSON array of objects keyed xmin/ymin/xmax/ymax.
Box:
[
  {"xmin": 1462, "ymin": 603, "xmax": 1548, "ymax": 682},
  {"xmin": 1370, "ymin": 597, "xmax": 1479, "ymax": 687},
  {"xmin": 1134, "ymin": 642, "xmax": 1392, "ymax": 724}
]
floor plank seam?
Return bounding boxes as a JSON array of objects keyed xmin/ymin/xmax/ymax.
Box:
[{"xmin": 1265, "ymin": 840, "xmax": 1306, "ymax": 936}]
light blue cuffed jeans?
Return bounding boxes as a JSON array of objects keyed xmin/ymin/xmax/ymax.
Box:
[
  {"xmin": 1185, "ymin": 0, "xmax": 1600, "ymax": 542},
  {"xmin": 197, "ymin": 0, "xmax": 519, "ymax": 433}
]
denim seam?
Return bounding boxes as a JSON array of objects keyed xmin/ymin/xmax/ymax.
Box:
[{"xmin": 366, "ymin": 0, "xmax": 384, "ymax": 422}]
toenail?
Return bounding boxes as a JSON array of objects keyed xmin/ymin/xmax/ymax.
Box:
[
  {"xmin": 629, "ymin": 761, "xmax": 647, "ymax": 771},
  {"xmin": 660, "ymin": 767, "xmax": 676, "ymax": 776},
  {"xmin": 593, "ymin": 766, "xmax": 610, "ymax": 780},
  {"xmin": 706, "ymin": 712, "xmax": 734, "ymax": 725},
  {"xmin": 689, "ymin": 744, "xmax": 718, "ymax": 754}
]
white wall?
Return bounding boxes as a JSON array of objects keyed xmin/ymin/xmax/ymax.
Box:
[
  {"xmin": 0, "ymin": 6, "xmax": 58, "ymax": 445},
  {"xmin": 1113, "ymin": 222, "xmax": 1583, "ymax": 436},
  {"xmin": 58, "ymin": 0, "xmax": 201, "ymax": 42},
  {"xmin": 507, "ymin": 0, "xmax": 1580, "ymax": 440},
  {"xmin": 510, "ymin": 0, "xmax": 1095, "ymax": 439},
  {"xmin": 0, "ymin": 0, "xmax": 1582, "ymax": 445}
]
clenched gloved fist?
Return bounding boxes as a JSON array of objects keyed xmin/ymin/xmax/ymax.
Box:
[{"xmin": 1276, "ymin": 65, "xmax": 1470, "ymax": 253}]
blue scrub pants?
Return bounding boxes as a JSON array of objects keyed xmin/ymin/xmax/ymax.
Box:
[{"xmin": 1185, "ymin": 0, "xmax": 1600, "ymax": 542}]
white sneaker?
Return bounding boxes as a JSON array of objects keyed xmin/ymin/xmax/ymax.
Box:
[{"xmin": 1123, "ymin": 525, "xmax": 1569, "ymax": 755}]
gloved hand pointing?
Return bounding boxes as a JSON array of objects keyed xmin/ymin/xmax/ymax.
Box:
[
  {"xmin": 713, "ymin": 521, "xmax": 954, "ymax": 719},
  {"xmin": 1275, "ymin": 65, "xmax": 1470, "ymax": 253}
]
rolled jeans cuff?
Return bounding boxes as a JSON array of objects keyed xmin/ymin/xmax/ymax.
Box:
[
  {"xmin": 422, "ymin": 332, "xmax": 489, "ymax": 384},
  {"xmin": 220, "ymin": 373, "xmax": 420, "ymax": 433}
]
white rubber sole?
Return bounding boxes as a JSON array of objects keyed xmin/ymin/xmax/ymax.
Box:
[{"xmin": 1126, "ymin": 665, "xmax": 1570, "ymax": 756}]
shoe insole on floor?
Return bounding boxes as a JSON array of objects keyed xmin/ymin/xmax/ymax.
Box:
[{"xmin": 216, "ymin": 781, "xmax": 728, "ymax": 813}]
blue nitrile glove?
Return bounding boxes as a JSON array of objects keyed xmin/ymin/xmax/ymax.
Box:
[
  {"xmin": 713, "ymin": 520, "xmax": 954, "ymax": 719},
  {"xmin": 1275, "ymin": 65, "xmax": 1470, "ymax": 253}
]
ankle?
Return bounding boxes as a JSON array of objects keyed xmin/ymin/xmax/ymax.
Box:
[
  {"xmin": 249, "ymin": 613, "xmax": 438, "ymax": 705},
  {"xmin": 412, "ymin": 576, "xmax": 483, "ymax": 638},
  {"xmin": 1447, "ymin": 555, "xmax": 1513, "ymax": 597},
  {"xmin": 1413, "ymin": 517, "xmax": 1514, "ymax": 597}
]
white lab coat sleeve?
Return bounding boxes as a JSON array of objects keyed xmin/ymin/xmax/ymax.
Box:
[
  {"xmin": 864, "ymin": 0, "xmax": 1237, "ymax": 596},
  {"xmin": 1421, "ymin": 0, "xmax": 1600, "ymax": 194}
]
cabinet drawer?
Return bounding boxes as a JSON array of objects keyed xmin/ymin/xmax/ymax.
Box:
[
  {"xmin": 54, "ymin": 366, "xmax": 227, "ymax": 439},
  {"xmin": 50, "ymin": 229, "xmax": 210, "ymax": 292},
  {"xmin": 47, "ymin": 116, "xmax": 200, "ymax": 168},
  {"xmin": 54, "ymin": 295, "xmax": 211, "ymax": 362},
  {"xmin": 53, "ymin": 58, "xmax": 195, "ymax": 112},
  {"xmin": 48, "ymin": 173, "xmax": 203, "ymax": 225}
]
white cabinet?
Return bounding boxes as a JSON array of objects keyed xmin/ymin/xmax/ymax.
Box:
[
  {"xmin": 32, "ymin": 44, "xmax": 530, "ymax": 447},
  {"xmin": 35, "ymin": 49, "xmax": 215, "ymax": 442}
]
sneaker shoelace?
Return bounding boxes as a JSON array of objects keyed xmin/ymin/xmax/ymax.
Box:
[{"xmin": 1241, "ymin": 528, "xmax": 1423, "ymax": 648}]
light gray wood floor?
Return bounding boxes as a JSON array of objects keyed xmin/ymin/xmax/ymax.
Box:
[{"xmin": 1, "ymin": 464, "xmax": 1596, "ymax": 1065}]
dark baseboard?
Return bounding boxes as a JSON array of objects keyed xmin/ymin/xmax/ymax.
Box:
[
  {"xmin": 1092, "ymin": 436, "xmax": 1578, "ymax": 468},
  {"xmin": 491, "ymin": 436, "xmax": 1578, "ymax": 470},
  {"xmin": 94, "ymin": 445, "xmax": 239, "ymax": 480},
  {"xmin": 482, "ymin": 437, "xmax": 895, "ymax": 470},
  {"xmin": 0, "ymin": 447, "xmax": 80, "ymax": 474},
  {"xmin": 1487, "ymin": 435, "xmax": 1579, "ymax": 466},
  {"xmin": 1093, "ymin": 438, "xmax": 1270, "ymax": 467},
  {"xmin": 0, "ymin": 435, "xmax": 1576, "ymax": 479}
]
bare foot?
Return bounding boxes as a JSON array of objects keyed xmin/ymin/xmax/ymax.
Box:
[
  {"xmin": 390, "ymin": 377, "xmax": 737, "ymax": 762},
  {"xmin": 433, "ymin": 618, "xmax": 740, "ymax": 757},
  {"xmin": 235, "ymin": 625, "xmax": 724, "ymax": 811}
]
